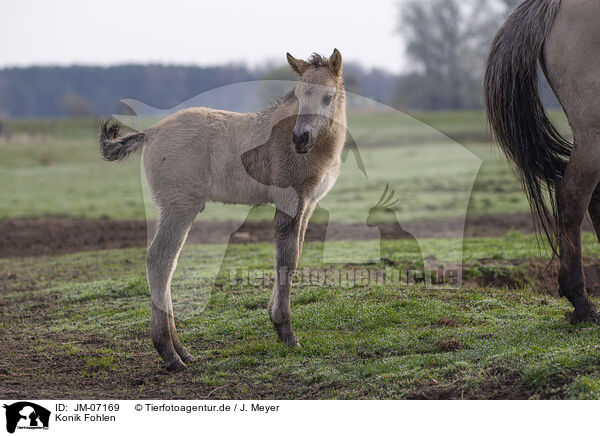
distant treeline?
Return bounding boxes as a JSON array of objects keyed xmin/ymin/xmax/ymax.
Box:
[
  {"xmin": 0, "ymin": 63, "xmax": 399, "ymax": 118},
  {"xmin": 0, "ymin": 64, "xmax": 258, "ymax": 118},
  {"xmin": 0, "ymin": 60, "xmax": 558, "ymax": 118}
]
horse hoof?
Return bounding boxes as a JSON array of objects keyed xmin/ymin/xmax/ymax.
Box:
[
  {"xmin": 164, "ymin": 359, "xmax": 187, "ymax": 372},
  {"xmin": 568, "ymin": 309, "xmax": 600, "ymax": 325}
]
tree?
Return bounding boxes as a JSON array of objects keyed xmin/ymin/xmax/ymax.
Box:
[{"xmin": 395, "ymin": 0, "xmax": 518, "ymax": 110}]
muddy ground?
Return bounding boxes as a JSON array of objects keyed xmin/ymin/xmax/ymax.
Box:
[
  {"xmin": 0, "ymin": 329, "xmax": 536, "ymax": 400},
  {"xmin": 0, "ymin": 213, "xmax": 551, "ymax": 258},
  {"xmin": 3, "ymin": 214, "xmax": 600, "ymax": 296},
  {"xmin": 3, "ymin": 213, "xmax": 600, "ymax": 297}
]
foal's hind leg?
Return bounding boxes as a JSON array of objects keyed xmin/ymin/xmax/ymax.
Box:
[
  {"xmin": 147, "ymin": 207, "xmax": 200, "ymax": 371},
  {"xmin": 556, "ymin": 137, "xmax": 600, "ymax": 323}
]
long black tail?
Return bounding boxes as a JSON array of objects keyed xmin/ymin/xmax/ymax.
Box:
[
  {"xmin": 99, "ymin": 118, "xmax": 145, "ymax": 161},
  {"xmin": 484, "ymin": 0, "xmax": 570, "ymax": 253}
]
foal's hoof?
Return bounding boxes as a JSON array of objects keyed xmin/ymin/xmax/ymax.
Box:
[
  {"xmin": 274, "ymin": 323, "xmax": 300, "ymax": 347},
  {"xmin": 279, "ymin": 332, "xmax": 300, "ymax": 348},
  {"xmin": 180, "ymin": 352, "xmax": 196, "ymax": 363},
  {"xmin": 283, "ymin": 337, "xmax": 300, "ymax": 348},
  {"xmin": 164, "ymin": 359, "xmax": 188, "ymax": 372},
  {"xmin": 175, "ymin": 347, "xmax": 196, "ymax": 363},
  {"xmin": 568, "ymin": 309, "xmax": 600, "ymax": 326}
]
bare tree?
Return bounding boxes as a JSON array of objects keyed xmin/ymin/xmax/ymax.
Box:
[{"xmin": 395, "ymin": 0, "xmax": 519, "ymax": 109}]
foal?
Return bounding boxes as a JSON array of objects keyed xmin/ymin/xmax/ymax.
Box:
[{"xmin": 100, "ymin": 49, "xmax": 346, "ymax": 371}]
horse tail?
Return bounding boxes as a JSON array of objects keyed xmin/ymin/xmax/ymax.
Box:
[
  {"xmin": 99, "ymin": 118, "xmax": 146, "ymax": 161},
  {"xmin": 483, "ymin": 0, "xmax": 569, "ymax": 253}
]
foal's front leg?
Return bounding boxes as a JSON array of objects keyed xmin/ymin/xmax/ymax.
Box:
[
  {"xmin": 298, "ymin": 200, "xmax": 317, "ymax": 256},
  {"xmin": 269, "ymin": 204, "xmax": 304, "ymax": 346}
]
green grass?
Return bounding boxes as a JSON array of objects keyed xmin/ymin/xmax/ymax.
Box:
[
  {"xmin": 0, "ymin": 119, "xmax": 143, "ymax": 220},
  {"xmin": 1, "ymin": 111, "xmax": 561, "ymax": 222},
  {"xmin": 3, "ymin": 113, "xmax": 594, "ymax": 400},
  {"xmin": 2, "ymin": 234, "xmax": 600, "ymax": 399}
]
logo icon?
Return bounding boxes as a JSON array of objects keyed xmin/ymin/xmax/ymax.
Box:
[{"xmin": 3, "ymin": 402, "xmax": 50, "ymax": 434}]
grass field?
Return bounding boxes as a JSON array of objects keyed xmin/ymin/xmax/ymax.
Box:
[
  {"xmin": 5, "ymin": 111, "xmax": 600, "ymax": 400},
  {"xmin": 0, "ymin": 111, "xmax": 559, "ymax": 222},
  {"xmin": 3, "ymin": 234, "xmax": 600, "ymax": 399}
]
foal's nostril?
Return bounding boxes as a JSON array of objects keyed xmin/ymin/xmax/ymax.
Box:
[
  {"xmin": 301, "ymin": 132, "xmax": 309, "ymax": 145},
  {"xmin": 292, "ymin": 131, "xmax": 310, "ymax": 147}
]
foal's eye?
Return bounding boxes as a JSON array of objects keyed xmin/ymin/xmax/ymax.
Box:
[{"xmin": 322, "ymin": 95, "xmax": 333, "ymax": 105}]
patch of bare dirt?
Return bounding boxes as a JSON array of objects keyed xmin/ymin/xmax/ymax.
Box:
[
  {"xmin": 3, "ymin": 215, "xmax": 600, "ymax": 299},
  {"xmin": 436, "ymin": 336, "xmax": 465, "ymax": 352},
  {"xmin": 0, "ymin": 328, "xmax": 350, "ymax": 400},
  {"xmin": 0, "ymin": 218, "xmax": 148, "ymax": 258},
  {"xmin": 0, "ymin": 213, "xmax": 547, "ymax": 258},
  {"xmin": 464, "ymin": 258, "xmax": 600, "ymax": 297},
  {"xmin": 406, "ymin": 367, "xmax": 535, "ymax": 400},
  {"xmin": 437, "ymin": 317, "xmax": 460, "ymax": 327}
]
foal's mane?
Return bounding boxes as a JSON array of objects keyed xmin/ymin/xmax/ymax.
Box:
[
  {"xmin": 257, "ymin": 88, "xmax": 296, "ymax": 117},
  {"xmin": 306, "ymin": 53, "xmax": 329, "ymax": 68}
]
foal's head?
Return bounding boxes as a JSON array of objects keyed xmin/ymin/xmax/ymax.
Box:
[{"xmin": 286, "ymin": 49, "xmax": 345, "ymax": 153}]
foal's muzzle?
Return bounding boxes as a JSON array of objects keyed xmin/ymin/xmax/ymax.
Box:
[{"xmin": 292, "ymin": 127, "xmax": 315, "ymax": 154}]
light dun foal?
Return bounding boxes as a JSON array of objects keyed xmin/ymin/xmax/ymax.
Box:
[{"xmin": 100, "ymin": 50, "xmax": 346, "ymax": 371}]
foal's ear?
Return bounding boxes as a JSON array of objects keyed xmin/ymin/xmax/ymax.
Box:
[
  {"xmin": 286, "ymin": 53, "xmax": 309, "ymax": 76},
  {"xmin": 329, "ymin": 48, "xmax": 342, "ymax": 76}
]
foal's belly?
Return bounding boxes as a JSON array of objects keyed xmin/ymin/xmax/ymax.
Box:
[{"xmin": 208, "ymin": 178, "xmax": 273, "ymax": 206}]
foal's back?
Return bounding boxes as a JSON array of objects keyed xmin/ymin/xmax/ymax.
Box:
[{"xmin": 142, "ymin": 107, "xmax": 272, "ymax": 208}]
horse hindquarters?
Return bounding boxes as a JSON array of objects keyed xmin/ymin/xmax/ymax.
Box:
[
  {"xmin": 543, "ymin": 0, "xmax": 600, "ymax": 321},
  {"xmin": 485, "ymin": 0, "xmax": 600, "ymax": 322}
]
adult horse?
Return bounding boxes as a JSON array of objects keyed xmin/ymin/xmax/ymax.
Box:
[
  {"xmin": 100, "ymin": 49, "xmax": 346, "ymax": 371},
  {"xmin": 485, "ymin": 0, "xmax": 600, "ymax": 323}
]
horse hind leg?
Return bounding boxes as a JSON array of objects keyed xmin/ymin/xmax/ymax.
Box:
[
  {"xmin": 147, "ymin": 205, "xmax": 201, "ymax": 371},
  {"xmin": 556, "ymin": 133, "xmax": 600, "ymax": 324},
  {"xmin": 587, "ymin": 182, "xmax": 600, "ymax": 243}
]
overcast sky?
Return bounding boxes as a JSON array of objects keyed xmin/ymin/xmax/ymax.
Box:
[{"xmin": 0, "ymin": 0, "xmax": 408, "ymax": 72}]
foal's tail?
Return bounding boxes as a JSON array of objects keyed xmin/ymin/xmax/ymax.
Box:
[
  {"xmin": 99, "ymin": 118, "xmax": 146, "ymax": 161},
  {"xmin": 483, "ymin": 0, "xmax": 570, "ymax": 253}
]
